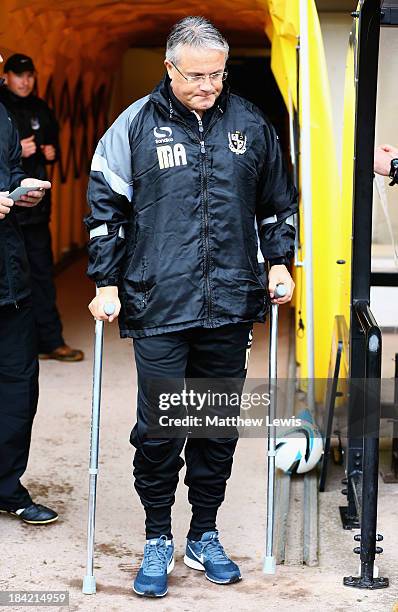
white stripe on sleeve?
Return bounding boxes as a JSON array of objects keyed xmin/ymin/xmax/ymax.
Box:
[
  {"xmin": 89, "ymin": 223, "xmax": 125, "ymax": 240},
  {"xmin": 91, "ymin": 153, "xmax": 133, "ymax": 200}
]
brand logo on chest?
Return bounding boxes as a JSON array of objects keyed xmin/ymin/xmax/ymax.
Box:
[{"xmin": 154, "ymin": 126, "xmax": 173, "ymax": 144}]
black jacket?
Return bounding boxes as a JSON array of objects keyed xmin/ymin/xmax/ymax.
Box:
[
  {"xmin": 0, "ymin": 87, "xmax": 59, "ymax": 225},
  {"xmin": 86, "ymin": 76, "xmax": 298, "ymax": 338},
  {"xmin": 0, "ymin": 102, "xmax": 31, "ymax": 306}
]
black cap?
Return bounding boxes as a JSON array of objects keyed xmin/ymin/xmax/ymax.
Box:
[{"xmin": 4, "ymin": 54, "xmax": 35, "ymax": 74}]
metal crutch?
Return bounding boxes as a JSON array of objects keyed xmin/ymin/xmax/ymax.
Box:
[
  {"xmin": 263, "ymin": 283, "xmax": 287, "ymax": 574},
  {"xmin": 82, "ymin": 300, "xmax": 115, "ymax": 595}
]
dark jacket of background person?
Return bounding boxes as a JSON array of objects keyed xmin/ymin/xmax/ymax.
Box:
[
  {"xmin": 0, "ymin": 86, "xmax": 59, "ymax": 226},
  {"xmin": 0, "ymin": 102, "xmax": 30, "ymax": 306},
  {"xmin": 85, "ymin": 76, "xmax": 297, "ymax": 338}
]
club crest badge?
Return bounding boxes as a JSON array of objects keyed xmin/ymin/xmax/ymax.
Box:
[
  {"xmin": 228, "ymin": 131, "xmax": 247, "ymax": 155},
  {"xmin": 31, "ymin": 116, "xmax": 40, "ymax": 130}
]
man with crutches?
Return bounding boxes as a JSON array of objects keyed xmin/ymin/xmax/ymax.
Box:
[{"xmin": 85, "ymin": 16, "xmax": 297, "ymax": 598}]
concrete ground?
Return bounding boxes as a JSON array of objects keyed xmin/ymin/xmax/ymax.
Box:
[{"xmin": 1, "ymin": 257, "xmax": 398, "ymax": 612}]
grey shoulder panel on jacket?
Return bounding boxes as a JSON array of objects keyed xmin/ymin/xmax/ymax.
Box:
[
  {"xmin": 108, "ymin": 95, "xmax": 151, "ymax": 138},
  {"xmin": 91, "ymin": 95, "xmax": 150, "ymax": 199}
]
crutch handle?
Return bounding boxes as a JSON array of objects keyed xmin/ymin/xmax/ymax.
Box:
[
  {"xmin": 103, "ymin": 302, "xmax": 115, "ymax": 316},
  {"xmin": 274, "ymin": 283, "xmax": 287, "ymax": 299}
]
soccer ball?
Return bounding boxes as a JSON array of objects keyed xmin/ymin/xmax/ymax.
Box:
[{"xmin": 275, "ymin": 409, "xmax": 324, "ymax": 474}]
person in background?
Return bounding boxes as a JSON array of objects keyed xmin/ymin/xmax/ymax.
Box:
[
  {"xmin": 0, "ymin": 53, "xmax": 83, "ymax": 362},
  {"xmin": 0, "ymin": 52, "xmax": 58, "ymax": 524},
  {"xmin": 374, "ymin": 144, "xmax": 398, "ymax": 185}
]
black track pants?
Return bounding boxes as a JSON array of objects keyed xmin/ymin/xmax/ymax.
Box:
[
  {"xmin": 130, "ymin": 323, "xmax": 252, "ymax": 540},
  {"xmin": 0, "ymin": 300, "xmax": 38, "ymax": 510},
  {"xmin": 21, "ymin": 223, "xmax": 65, "ymax": 353}
]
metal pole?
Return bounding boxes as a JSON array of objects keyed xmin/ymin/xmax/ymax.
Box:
[
  {"xmin": 264, "ymin": 303, "xmax": 278, "ymax": 574},
  {"xmin": 288, "ymin": 89, "xmax": 303, "ymax": 269},
  {"xmin": 82, "ymin": 318, "xmax": 105, "ymax": 595},
  {"xmin": 299, "ymin": 0, "xmax": 315, "ymax": 406},
  {"xmin": 343, "ymin": 0, "xmax": 382, "ymax": 533},
  {"xmin": 344, "ymin": 303, "xmax": 387, "ymax": 588},
  {"xmin": 82, "ymin": 301, "xmax": 115, "ymax": 595},
  {"xmin": 360, "ymin": 327, "xmax": 381, "ymax": 583},
  {"xmin": 288, "ymin": 90, "xmax": 296, "ymax": 171},
  {"xmin": 264, "ymin": 284, "xmax": 286, "ymax": 574}
]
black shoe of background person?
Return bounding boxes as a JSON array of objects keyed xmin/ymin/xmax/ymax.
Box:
[
  {"xmin": 0, "ymin": 502, "xmax": 58, "ymax": 524},
  {"xmin": 39, "ymin": 344, "xmax": 84, "ymax": 362}
]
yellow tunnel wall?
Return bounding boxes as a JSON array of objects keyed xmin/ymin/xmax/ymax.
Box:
[{"xmin": 267, "ymin": 0, "xmax": 347, "ymax": 383}]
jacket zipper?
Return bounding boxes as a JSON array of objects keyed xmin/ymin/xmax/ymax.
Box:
[
  {"xmin": 193, "ymin": 111, "xmax": 212, "ymax": 323},
  {"xmin": 158, "ymin": 100, "xmax": 225, "ymax": 324}
]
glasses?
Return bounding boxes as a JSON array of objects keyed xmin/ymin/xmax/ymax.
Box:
[{"xmin": 171, "ymin": 61, "xmax": 228, "ymax": 84}]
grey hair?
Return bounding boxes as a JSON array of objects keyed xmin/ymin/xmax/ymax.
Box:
[{"xmin": 166, "ymin": 16, "xmax": 229, "ymax": 64}]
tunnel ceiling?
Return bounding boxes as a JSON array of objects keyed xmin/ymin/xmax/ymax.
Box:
[
  {"xmin": 0, "ymin": 0, "xmax": 353, "ymax": 98},
  {"xmin": 1, "ymin": 0, "xmax": 357, "ymax": 62},
  {"xmin": 0, "ymin": 0, "xmax": 278, "ymax": 96},
  {"xmin": 7, "ymin": 0, "xmax": 271, "ymax": 47}
]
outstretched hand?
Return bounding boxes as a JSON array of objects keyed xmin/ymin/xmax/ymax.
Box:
[{"xmin": 374, "ymin": 144, "xmax": 398, "ymax": 176}]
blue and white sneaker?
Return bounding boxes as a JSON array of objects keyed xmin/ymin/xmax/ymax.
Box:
[
  {"xmin": 133, "ymin": 535, "xmax": 174, "ymax": 597},
  {"xmin": 184, "ymin": 530, "xmax": 241, "ymax": 584}
]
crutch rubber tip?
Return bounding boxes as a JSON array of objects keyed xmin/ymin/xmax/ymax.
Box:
[
  {"xmin": 82, "ymin": 575, "xmax": 96, "ymax": 595},
  {"xmin": 263, "ymin": 556, "xmax": 276, "ymax": 574}
]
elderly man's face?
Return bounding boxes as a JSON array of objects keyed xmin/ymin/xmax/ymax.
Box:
[{"xmin": 165, "ymin": 46, "xmax": 226, "ymax": 115}]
